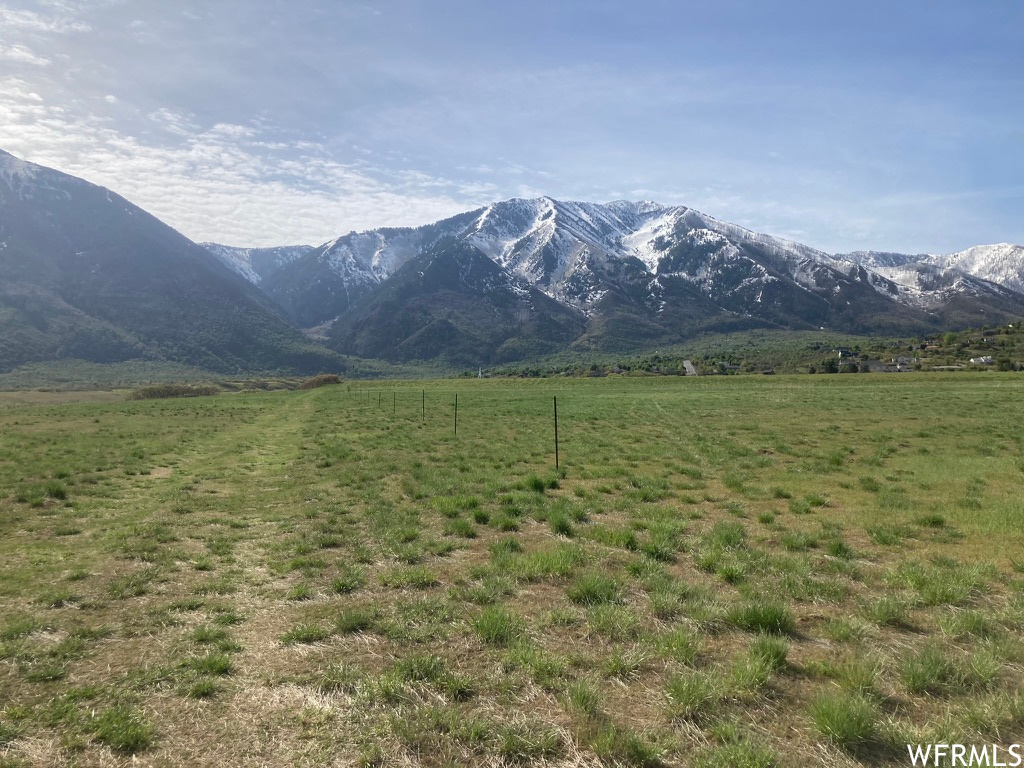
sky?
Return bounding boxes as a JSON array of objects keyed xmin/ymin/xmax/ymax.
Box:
[{"xmin": 1, "ymin": 0, "xmax": 1022, "ymax": 253}]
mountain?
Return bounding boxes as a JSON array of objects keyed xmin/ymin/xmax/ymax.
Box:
[
  {"xmin": 201, "ymin": 243, "xmax": 314, "ymax": 285},
  {"xmin": 837, "ymin": 245, "xmax": 1024, "ymax": 327},
  {"xmin": 0, "ymin": 150, "xmax": 343, "ymax": 375},
  {"xmin": 325, "ymin": 238, "xmax": 586, "ymax": 365},
  {"xmin": 214, "ymin": 198, "xmax": 1024, "ymax": 363},
  {"xmin": 928, "ymin": 244, "xmax": 1024, "ymax": 294},
  {"xmin": 5, "ymin": 147, "xmax": 1019, "ymax": 376}
]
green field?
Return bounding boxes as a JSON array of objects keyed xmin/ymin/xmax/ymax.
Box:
[{"xmin": 1, "ymin": 375, "xmax": 1023, "ymax": 767}]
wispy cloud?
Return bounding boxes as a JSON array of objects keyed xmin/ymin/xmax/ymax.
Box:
[
  {"xmin": 0, "ymin": 80, "xmax": 484, "ymax": 246},
  {"xmin": 0, "ymin": 1, "xmax": 1021, "ymax": 253},
  {"xmin": 0, "ymin": 4, "xmax": 90, "ymax": 34},
  {"xmin": 0, "ymin": 44, "xmax": 51, "ymax": 66}
]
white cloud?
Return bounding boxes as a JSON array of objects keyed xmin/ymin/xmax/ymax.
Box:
[
  {"xmin": 0, "ymin": 44, "xmax": 51, "ymax": 66},
  {"xmin": 0, "ymin": 5, "xmax": 90, "ymax": 34},
  {"xmin": 0, "ymin": 80, "xmax": 477, "ymax": 247}
]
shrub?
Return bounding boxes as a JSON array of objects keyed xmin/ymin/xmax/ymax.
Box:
[
  {"xmin": 298, "ymin": 374, "xmax": 341, "ymax": 389},
  {"xmin": 127, "ymin": 384, "xmax": 219, "ymax": 400}
]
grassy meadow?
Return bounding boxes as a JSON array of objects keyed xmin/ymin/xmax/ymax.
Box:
[{"xmin": 1, "ymin": 374, "xmax": 1023, "ymax": 767}]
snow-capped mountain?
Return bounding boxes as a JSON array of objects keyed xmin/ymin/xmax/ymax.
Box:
[
  {"xmin": 10, "ymin": 143, "xmax": 1019, "ymax": 372},
  {"xmin": 201, "ymin": 243, "xmax": 313, "ymax": 285},
  {"xmin": 210, "ymin": 197, "xmax": 1024, "ymax": 352},
  {"xmin": 935, "ymin": 244, "xmax": 1024, "ymax": 294}
]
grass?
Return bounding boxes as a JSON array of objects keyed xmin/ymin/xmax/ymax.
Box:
[
  {"xmin": 473, "ymin": 606, "xmax": 526, "ymax": 646},
  {"xmin": 0, "ymin": 374, "xmax": 1023, "ymax": 765},
  {"xmin": 567, "ymin": 572, "xmax": 624, "ymax": 605},
  {"xmin": 809, "ymin": 691, "xmax": 879, "ymax": 750},
  {"xmin": 726, "ymin": 600, "xmax": 795, "ymax": 635},
  {"xmin": 91, "ymin": 705, "xmax": 155, "ymax": 754}
]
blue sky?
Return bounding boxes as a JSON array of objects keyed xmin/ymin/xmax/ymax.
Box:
[{"xmin": 1, "ymin": 0, "xmax": 1021, "ymax": 252}]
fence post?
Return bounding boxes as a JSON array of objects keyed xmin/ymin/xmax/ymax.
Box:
[{"xmin": 554, "ymin": 395, "xmax": 559, "ymax": 470}]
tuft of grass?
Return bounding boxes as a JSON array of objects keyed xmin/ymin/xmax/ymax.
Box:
[
  {"xmin": 548, "ymin": 512, "xmax": 574, "ymax": 537},
  {"xmin": 281, "ymin": 623, "xmax": 332, "ymax": 645},
  {"xmin": 443, "ymin": 517, "xmax": 477, "ymax": 539},
  {"xmin": 381, "ymin": 566, "xmax": 439, "ymax": 590},
  {"xmin": 899, "ymin": 643, "xmax": 968, "ymax": 695},
  {"xmin": 589, "ymin": 723, "xmax": 664, "ymax": 767},
  {"xmin": 287, "ymin": 583, "xmax": 314, "ymax": 601},
  {"xmin": 666, "ymin": 671, "xmax": 720, "ymax": 721},
  {"xmin": 726, "ymin": 600, "xmax": 795, "ymax": 635},
  {"xmin": 92, "ymin": 705, "xmax": 155, "ymax": 754},
  {"xmin": 185, "ymin": 679, "xmax": 217, "ymax": 699},
  {"xmin": 331, "ymin": 565, "xmax": 366, "ymax": 594},
  {"xmin": 495, "ymin": 721, "xmax": 563, "ymax": 762},
  {"xmin": 809, "ymin": 692, "xmax": 878, "ymax": 750},
  {"xmin": 749, "ymin": 635, "xmax": 788, "ymax": 672},
  {"xmin": 336, "ymin": 606, "xmax": 376, "ymax": 634},
  {"xmin": 186, "ymin": 652, "xmax": 234, "ymax": 676},
  {"xmin": 863, "ymin": 595, "xmax": 911, "ymax": 628},
  {"xmin": 473, "ymin": 606, "xmax": 526, "ymax": 647},
  {"xmin": 564, "ymin": 680, "xmax": 601, "ymax": 717},
  {"xmin": 567, "ymin": 572, "xmax": 624, "ymax": 605},
  {"xmin": 695, "ymin": 740, "xmax": 777, "ymax": 768},
  {"xmin": 650, "ymin": 626, "xmax": 701, "ymax": 665},
  {"xmin": 44, "ymin": 481, "xmax": 68, "ymax": 500}
]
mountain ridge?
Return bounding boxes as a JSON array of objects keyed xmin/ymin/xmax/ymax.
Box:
[
  {"xmin": 0, "ymin": 149, "xmax": 345, "ymax": 375},
  {"xmin": 204, "ymin": 198, "xmax": 1024, "ymax": 360},
  {"xmin": 206, "ymin": 198, "xmax": 1024, "ymax": 326},
  {"xmin": 4, "ymin": 148, "xmax": 1022, "ymax": 374}
]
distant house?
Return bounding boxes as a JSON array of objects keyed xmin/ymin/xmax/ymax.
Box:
[{"xmin": 970, "ymin": 356, "xmax": 994, "ymax": 365}]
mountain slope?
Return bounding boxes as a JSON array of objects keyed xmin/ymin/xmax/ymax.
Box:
[
  {"xmin": 248, "ymin": 198, "xmax": 1024, "ymax": 355},
  {"xmin": 201, "ymin": 243, "xmax": 313, "ymax": 285},
  {"xmin": 935, "ymin": 244, "xmax": 1024, "ymax": 294},
  {"xmin": 0, "ymin": 150, "xmax": 343, "ymax": 374},
  {"xmin": 261, "ymin": 211, "xmax": 483, "ymax": 327},
  {"xmin": 325, "ymin": 238, "xmax": 586, "ymax": 365}
]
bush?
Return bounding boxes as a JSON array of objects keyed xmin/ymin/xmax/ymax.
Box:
[
  {"xmin": 298, "ymin": 373, "xmax": 342, "ymax": 389},
  {"xmin": 127, "ymin": 384, "xmax": 219, "ymax": 400}
]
